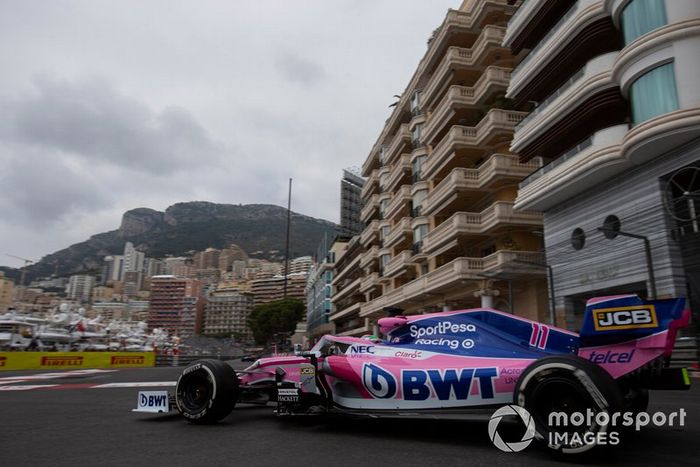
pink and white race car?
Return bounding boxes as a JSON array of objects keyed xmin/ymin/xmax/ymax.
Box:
[{"xmin": 135, "ymin": 294, "xmax": 691, "ymax": 454}]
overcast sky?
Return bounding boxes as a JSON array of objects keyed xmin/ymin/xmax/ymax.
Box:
[{"xmin": 0, "ymin": 0, "xmax": 460, "ymax": 267}]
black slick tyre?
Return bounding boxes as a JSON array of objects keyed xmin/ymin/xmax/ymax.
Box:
[
  {"xmin": 515, "ymin": 354, "xmax": 624, "ymax": 455},
  {"xmin": 175, "ymin": 359, "xmax": 238, "ymax": 424}
]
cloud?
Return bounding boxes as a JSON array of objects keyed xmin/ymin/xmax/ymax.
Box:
[
  {"xmin": 274, "ymin": 51, "xmax": 326, "ymax": 87},
  {"xmin": 0, "ymin": 0, "xmax": 462, "ymax": 267},
  {"xmin": 4, "ymin": 75, "xmax": 223, "ymax": 174}
]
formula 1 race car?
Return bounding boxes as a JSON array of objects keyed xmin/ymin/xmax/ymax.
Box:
[{"xmin": 134, "ymin": 295, "xmax": 691, "ymax": 455}]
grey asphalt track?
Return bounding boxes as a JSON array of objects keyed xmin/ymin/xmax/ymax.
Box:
[{"xmin": 0, "ymin": 364, "xmax": 698, "ymax": 467}]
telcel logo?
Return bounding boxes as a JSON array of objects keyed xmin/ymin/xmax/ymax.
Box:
[{"xmin": 593, "ymin": 306, "xmax": 658, "ymax": 331}]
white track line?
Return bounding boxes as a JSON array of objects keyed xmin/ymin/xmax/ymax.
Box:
[
  {"xmin": 0, "ymin": 384, "xmax": 60, "ymax": 391},
  {"xmin": 93, "ymin": 382, "xmax": 176, "ymax": 388},
  {"xmin": 0, "ymin": 369, "xmax": 118, "ymax": 384}
]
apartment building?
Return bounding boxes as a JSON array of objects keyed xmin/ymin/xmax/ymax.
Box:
[
  {"xmin": 506, "ymin": 0, "xmax": 700, "ymax": 329},
  {"xmin": 202, "ymin": 288, "xmax": 254, "ymax": 340},
  {"xmin": 330, "ymin": 237, "xmax": 369, "ymax": 335},
  {"xmin": 0, "ymin": 272, "xmax": 14, "ymax": 312},
  {"xmin": 331, "ymin": 0, "xmax": 549, "ymax": 337},
  {"xmin": 147, "ymin": 276, "xmax": 203, "ymax": 337},
  {"xmin": 306, "ymin": 237, "xmax": 349, "ymax": 340},
  {"xmin": 66, "ymin": 275, "xmax": 96, "ymax": 303},
  {"xmin": 340, "ymin": 169, "xmax": 366, "ymax": 236},
  {"xmin": 250, "ymin": 273, "xmax": 308, "ymax": 305}
]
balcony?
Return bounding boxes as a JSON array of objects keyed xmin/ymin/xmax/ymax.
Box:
[
  {"xmin": 503, "ymin": 0, "xmax": 549, "ymax": 48},
  {"xmin": 422, "ymin": 202, "xmax": 543, "ymax": 255},
  {"xmin": 360, "ymin": 194, "xmax": 380, "ymax": 223},
  {"xmin": 360, "ymin": 272, "xmax": 380, "ymax": 293},
  {"xmin": 385, "ymin": 154, "xmax": 412, "ymax": 192},
  {"xmin": 361, "ymin": 169, "xmax": 379, "ymax": 199},
  {"xmin": 422, "ymin": 109, "xmax": 528, "ymax": 180},
  {"xmin": 383, "ymin": 251, "xmax": 415, "ymax": 278},
  {"xmin": 511, "ymin": 52, "xmax": 617, "ymax": 153},
  {"xmin": 333, "ymin": 276, "xmax": 362, "ymax": 304},
  {"xmin": 329, "ymin": 302, "xmax": 361, "ymax": 323},
  {"xmin": 384, "ymin": 185, "xmax": 412, "ymax": 222},
  {"xmin": 422, "ymin": 67, "xmax": 512, "ymax": 145},
  {"xmin": 359, "ymin": 246, "xmax": 379, "ymax": 269},
  {"xmin": 337, "ymin": 319, "xmax": 372, "ymax": 337},
  {"xmin": 359, "ymin": 250, "xmax": 545, "ymax": 317},
  {"xmin": 515, "ymin": 124, "xmax": 628, "ymax": 211},
  {"xmin": 332, "ymin": 254, "xmax": 361, "ymax": 287},
  {"xmin": 508, "ymin": 0, "xmax": 609, "ymax": 101},
  {"xmin": 384, "ymin": 217, "xmax": 412, "ymax": 248},
  {"xmin": 360, "ymin": 220, "xmax": 380, "ymax": 247},
  {"xmin": 383, "ymin": 124, "xmax": 411, "ymax": 167},
  {"xmin": 422, "ymin": 25, "xmax": 509, "ymax": 110},
  {"xmin": 423, "ymin": 154, "xmax": 543, "ymax": 216}
]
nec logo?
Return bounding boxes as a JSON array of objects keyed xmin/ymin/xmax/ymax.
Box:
[{"xmin": 593, "ymin": 306, "xmax": 658, "ymax": 331}]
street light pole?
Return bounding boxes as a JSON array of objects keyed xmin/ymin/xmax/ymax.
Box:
[
  {"xmin": 283, "ymin": 178, "xmax": 292, "ymax": 299},
  {"xmin": 597, "ymin": 228, "xmax": 657, "ymax": 299}
]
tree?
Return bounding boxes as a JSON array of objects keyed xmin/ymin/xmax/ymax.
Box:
[{"xmin": 247, "ymin": 299, "xmax": 305, "ymax": 346}]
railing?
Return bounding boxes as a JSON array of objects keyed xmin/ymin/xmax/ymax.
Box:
[
  {"xmin": 511, "ymin": 2, "xmax": 578, "ymax": 77},
  {"xmin": 515, "ymin": 66, "xmax": 586, "ymax": 131},
  {"xmin": 519, "ymin": 137, "xmax": 593, "ymax": 189},
  {"xmin": 156, "ymin": 354, "xmax": 239, "ymax": 367}
]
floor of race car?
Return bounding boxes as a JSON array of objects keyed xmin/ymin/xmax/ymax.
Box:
[{"xmin": 1, "ymin": 365, "xmax": 698, "ymax": 466}]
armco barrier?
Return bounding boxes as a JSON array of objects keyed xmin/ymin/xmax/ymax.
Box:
[
  {"xmin": 0, "ymin": 352, "xmax": 156, "ymax": 371},
  {"xmin": 155, "ymin": 355, "xmax": 239, "ymax": 367}
]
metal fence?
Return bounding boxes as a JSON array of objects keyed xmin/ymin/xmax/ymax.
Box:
[{"xmin": 155, "ymin": 355, "xmax": 240, "ymax": 367}]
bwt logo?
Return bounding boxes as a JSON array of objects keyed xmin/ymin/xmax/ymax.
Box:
[
  {"xmin": 111, "ymin": 356, "xmax": 145, "ymax": 365},
  {"xmin": 593, "ymin": 306, "xmax": 658, "ymax": 331},
  {"xmin": 41, "ymin": 356, "xmax": 84, "ymax": 366},
  {"xmin": 362, "ymin": 363, "xmax": 497, "ymax": 401},
  {"xmin": 140, "ymin": 394, "xmax": 168, "ymax": 407}
]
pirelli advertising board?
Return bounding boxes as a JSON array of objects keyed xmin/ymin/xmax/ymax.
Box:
[{"xmin": 0, "ymin": 352, "xmax": 156, "ymax": 371}]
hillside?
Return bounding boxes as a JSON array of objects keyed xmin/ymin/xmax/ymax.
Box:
[{"xmin": 15, "ymin": 202, "xmax": 338, "ymax": 281}]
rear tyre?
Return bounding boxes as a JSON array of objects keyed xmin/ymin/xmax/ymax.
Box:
[
  {"xmin": 176, "ymin": 359, "xmax": 238, "ymax": 424},
  {"xmin": 515, "ymin": 355, "xmax": 624, "ymax": 455}
]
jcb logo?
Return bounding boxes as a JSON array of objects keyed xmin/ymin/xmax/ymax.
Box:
[{"xmin": 593, "ymin": 306, "xmax": 658, "ymax": 331}]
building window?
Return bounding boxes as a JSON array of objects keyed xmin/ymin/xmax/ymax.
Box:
[
  {"xmin": 571, "ymin": 228, "xmax": 586, "ymax": 250},
  {"xmin": 630, "ymin": 62, "xmax": 679, "ymax": 125},
  {"xmin": 410, "ymin": 90, "xmax": 421, "ymax": 116},
  {"xmin": 412, "ymin": 155, "xmax": 426, "ymax": 182},
  {"xmin": 621, "ymin": 0, "xmax": 667, "ymax": 45},
  {"xmin": 411, "ymin": 124, "xmax": 423, "ymax": 148},
  {"xmin": 412, "ymin": 190, "xmax": 427, "ymax": 217}
]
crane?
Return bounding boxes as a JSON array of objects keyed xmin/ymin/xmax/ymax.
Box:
[{"xmin": 5, "ymin": 254, "xmax": 36, "ymax": 286}]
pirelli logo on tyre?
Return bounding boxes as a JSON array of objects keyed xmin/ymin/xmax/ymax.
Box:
[
  {"xmin": 111, "ymin": 355, "xmax": 146, "ymax": 365},
  {"xmin": 593, "ymin": 305, "xmax": 659, "ymax": 331},
  {"xmin": 41, "ymin": 356, "xmax": 84, "ymax": 367}
]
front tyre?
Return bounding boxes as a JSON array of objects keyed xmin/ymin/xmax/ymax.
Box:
[
  {"xmin": 515, "ymin": 355, "xmax": 623, "ymax": 455},
  {"xmin": 176, "ymin": 359, "xmax": 238, "ymax": 424}
]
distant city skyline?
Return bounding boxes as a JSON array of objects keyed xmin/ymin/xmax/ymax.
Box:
[{"xmin": 0, "ymin": 0, "xmax": 460, "ymax": 268}]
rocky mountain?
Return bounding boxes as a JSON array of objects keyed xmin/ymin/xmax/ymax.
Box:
[{"xmin": 14, "ymin": 202, "xmax": 338, "ymax": 282}]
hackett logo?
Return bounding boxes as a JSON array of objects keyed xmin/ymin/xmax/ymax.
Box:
[
  {"xmin": 111, "ymin": 356, "xmax": 145, "ymax": 365},
  {"xmin": 41, "ymin": 356, "xmax": 84, "ymax": 366}
]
